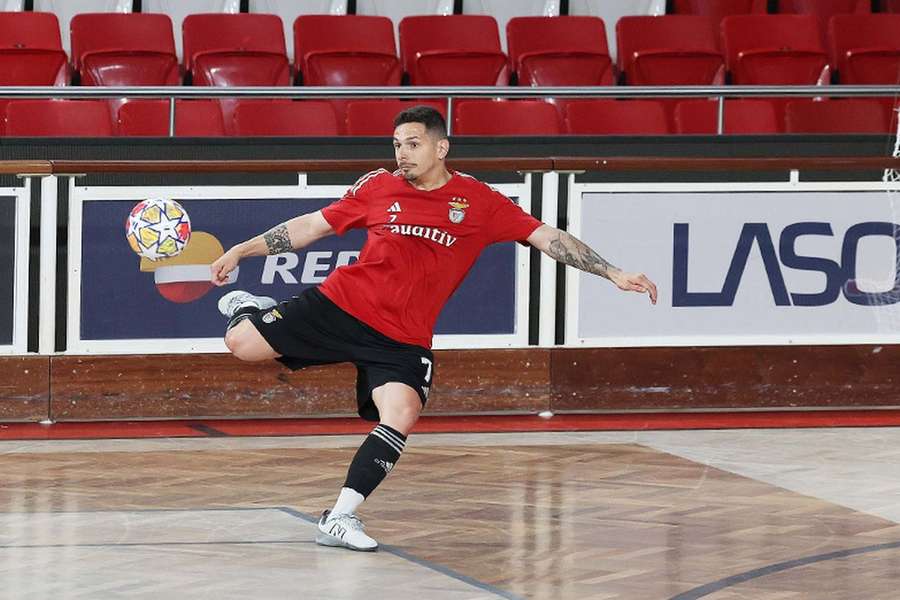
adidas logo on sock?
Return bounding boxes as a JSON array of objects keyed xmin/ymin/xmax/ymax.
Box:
[{"xmin": 374, "ymin": 458, "xmax": 394, "ymax": 474}]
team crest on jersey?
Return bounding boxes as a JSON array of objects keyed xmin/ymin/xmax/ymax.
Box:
[{"xmin": 448, "ymin": 197, "xmax": 469, "ymax": 224}]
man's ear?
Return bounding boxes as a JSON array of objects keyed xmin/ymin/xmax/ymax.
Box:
[{"xmin": 437, "ymin": 138, "xmax": 449, "ymax": 160}]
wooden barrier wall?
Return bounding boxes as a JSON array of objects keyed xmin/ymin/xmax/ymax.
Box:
[{"xmin": 2, "ymin": 345, "xmax": 899, "ymax": 422}]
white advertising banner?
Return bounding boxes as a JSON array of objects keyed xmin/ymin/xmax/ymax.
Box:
[{"xmin": 568, "ymin": 182, "xmax": 900, "ymax": 347}]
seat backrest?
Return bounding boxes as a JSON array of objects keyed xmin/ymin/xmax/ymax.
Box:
[
  {"xmin": 462, "ymin": 0, "xmax": 559, "ymax": 52},
  {"xmin": 250, "ymin": 1, "xmax": 347, "ymax": 61},
  {"xmin": 34, "ymin": 0, "xmax": 131, "ymax": 55},
  {"xmin": 779, "ymin": 0, "xmax": 869, "ymax": 45},
  {"xmin": 116, "ymin": 99, "xmax": 225, "ymax": 136},
  {"xmin": 672, "ymin": 0, "xmax": 767, "ymax": 19},
  {"xmin": 785, "ymin": 99, "xmax": 889, "ymax": 133},
  {"xmin": 565, "ymin": 99, "xmax": 670, "ymax": 134},
  {"xmin": 507, "ymin": 16, "xmax": 612, "ymax": 85},
  {"xmin": 143, "ymin": 0, "xmax": 240, "ymax": 61},
  {"xmin": 294, "ymin": 15, "xmax": 400, "ymax": 85},
  {"xmin": 0, "ymin": 12, "xmax": 68, "ymax": 85},
  {"xmin": 357, "ymin": 0, "xmax": 453, "ymax": 44},
  {"xmin": 399, "ymin": 15, "xmax": 509, "ymax": 85},
  {"xmin": 568, "ymin": 0, "xmax": 666, "ymax": 63},
  {"xmin": 453, "ymin": 99, "xmax": 561, "ymax": 135},
  {"xmin": 721, "ymin": 14, "xmax": 827, "ymax": 84},
  {"xmin": 884, "ymin": 0, "xmax": 900, "ymax": 12},
  {"xmin": 71, "ymin": 13, "xmax": 177, "ymax": 85},
  {"xmin": 183, "ymin": 13, "xmax": 289, "ymax": 86},
  {"xmin": 5, "ymin": 99, "xmax": 114, "ymax": 136},
  {"xmin": 616, "ymin": 15, "xmax": 723, "ymax": 85},
  {"xmin": 829, "ymin": 14, "xmax": 900, "ymax": 84},
  {"xmin": 345, "ymin": 99, "xmax": 447, "ymax": 135},
  {"xmin": 674, "ymin": 99, "xmax": 781, "ymax": 134},
  {"xmin": 231, "ymin": 100, "xmax": 340, "ymax": 136}
]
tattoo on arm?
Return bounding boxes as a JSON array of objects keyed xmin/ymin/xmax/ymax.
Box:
[
  {"xmin": 263, "ymin": 224, "xmax": 292, "ymax": 254},
  {"xmin": 546, "ymin": 231, "xmax": 618, "ymax": 280}
]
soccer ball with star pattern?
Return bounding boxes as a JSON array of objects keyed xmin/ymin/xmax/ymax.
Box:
[{"xmin": 125, "ymin": 198, "xmax": 191, "ymax": 260}]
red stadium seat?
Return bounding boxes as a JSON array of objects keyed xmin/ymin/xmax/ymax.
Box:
[
  {"xmin": 778, "ymin": 0, "xmax": 869, "ymax": 36},
  {"xmin": 399, "ymin": 15, "xmax": 509, "ymax": 85},
  {"xmin": 4, "ymin": 100, "xmax": 114, "ymax": 136},
  {"xmin": 674, "ymin": 99, "xmax": 782, "ymax": 134},
  {"xmin": 0, "ymin": 11, "xmax": 67, "ymax": 85},
  {"xmin": 452, "ymin": 100, "xmax": 561, "ymax": 135},
  {"xmin": 71, "ymin": 13, "xmax": 178, "ymax": 86},
  {"xmin": 345, "ymin": 100, "xmax": 447, "ymax": 136},
  {"xmin": 182, "ymin": 13, "xmax": 290, "ymax": 86},
  {"xmin": 231, "ymin": 100, "xmax": 340, "ymax": 136},
  {"xmin": 294, "ymin": 15, "xmax": 400, "ymax": 86},
  {"xmin": 884, "ymin": 0, "xmax": 900, "ymax": 13},
  {"xmin": 616, "ymin": 16, "xmax": 724, "ymax": 85},
  {"xmin": 672, "ymin": 0, "xmax": 767, "ymax": 20},
  {"xmin": 565, "ymin": 100, "xmax": 670, "ymax": 135},
  {"xmin": 721, "ymin": 15, "xmax": 829, "ymax": 85},
  {"xmin": 116, "ymin": 100, "xmax": 225, "ymax": 136},
  {"xmin": 506, "ymin": 16, "xmax": 613, "ymax": 86},
  {"xmin": 785, "ymin": 99, "xmax": 890, "ymax": 133},
  {"xmin": 829, "ymin": 15, "xmax": 900, "ymax": 84}
]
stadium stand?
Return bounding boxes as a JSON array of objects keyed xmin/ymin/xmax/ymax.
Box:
[
  {"xmin": 5, "ymin": 99, "xmax": 114, "ymax": 136},
  {"xmin": 784, "ymin": 99, "xmax": 891, "ymax": 133},
  {"xmin": 345, "ymin": 99, "xmax": 447, "ymax": 135},
  {"xmin": 616, "ymin": 15, "xmax": 724, "ymax": 85},
  {"xmin": 564, "ymin": 99, "xmax": 670, "ymax": 134},
  {"xmin": 462, "ymin": 0, "xmax": 560, "ymax": 52},
  {"xmin": 116, "ymin": 99, "xmax": 226, "ymax": 136},
  {"xmin": 399, "ymin": 15, "xmax": 509, "ymax": 85},
  {"xmin": 506, "ymin": 16, "xmax": 613, "ymax": 86},
  {"xmin": 250, "ymin": 1, "xmax": 348, "ymax": 62},
  {"xmin": 143, "ymin": 0, "xmax": 240, "ymax": 61},
  {"xmin": 674, "ymin": 98, "xmax": 782, "ymax": 134},
  {"xmin": 452, "ymin": 99, "xmax": 562, "ymax": 135},
  {"xmin": 230, "ymin": 100, "xmax": 340, "ymax": 136}
]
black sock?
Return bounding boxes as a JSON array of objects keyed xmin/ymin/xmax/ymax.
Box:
[
  {"xmin": 226, "ymin": 306, "xmax": 259, "ymax": 331},
  {"xmin": 343, "ymin": 424, "xmax": 407, "ymax": 498}
]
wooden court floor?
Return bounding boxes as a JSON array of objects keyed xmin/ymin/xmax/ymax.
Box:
[{"xmin": 0, "ymin": 428, "xmax": 899, "ymax": 599}]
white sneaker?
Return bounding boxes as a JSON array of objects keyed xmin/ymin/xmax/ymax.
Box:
[
  {"xmin": 316, "ymin": 510, "xmax": 378, "ymax": 552},
  {"xmin": 217, "ymin": 290, "xmax": 276, "ymax": 318}
]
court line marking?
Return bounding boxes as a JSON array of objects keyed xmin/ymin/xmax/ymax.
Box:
[
  {"xmin": 669, "ymin": 540, "xmax": 900, "ymax": 600},
  {"xmin": 278, "ymin": 507, "xmax": 526, "ymax": 600},
  {"xmin": 0, "ymin": 507, "xmax": 523, "ymax": 600}
]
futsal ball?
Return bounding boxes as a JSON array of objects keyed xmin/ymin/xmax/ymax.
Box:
[{"xmin": 125, "ymin": 198, "xmax": 191, "ymax": 260}]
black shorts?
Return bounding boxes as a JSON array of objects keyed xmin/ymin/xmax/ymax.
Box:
[{"xmin": 247, "ymin": 287, "xmax": 434, "ymax": 421}]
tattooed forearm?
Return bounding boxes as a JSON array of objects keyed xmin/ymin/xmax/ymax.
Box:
[
  {"xmin": 263, "ymin": 223, "xmax": 292, "ymax": 254},
  {"xmin": 546, "ymin": 231, "xmax": 619, "ymax": 280}
]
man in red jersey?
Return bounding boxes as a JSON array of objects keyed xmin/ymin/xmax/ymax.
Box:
[{"xmin": 210, "ymin": 106, "xmax": 657, "ymax": 552}]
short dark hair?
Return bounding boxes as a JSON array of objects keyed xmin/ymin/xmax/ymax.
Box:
[{"xmin": 393, "ymin": 105, "xmax": 447, "ymax": 139}]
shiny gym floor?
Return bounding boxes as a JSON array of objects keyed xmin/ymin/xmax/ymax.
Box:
[{"xmin": 1, "ymin": 424, "xmax": 899, "ymax": 599}]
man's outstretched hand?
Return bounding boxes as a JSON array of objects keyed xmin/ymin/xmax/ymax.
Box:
[{"xmin": 610, "ymin": 271, "xmax": 658, "ymax": 305}]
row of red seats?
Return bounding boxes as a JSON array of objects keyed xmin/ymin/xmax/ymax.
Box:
[
  {"xmin": 2, "ymin": 12, "xmax": 899, "ymax": 89},
  {"xmin": 0, "ymin": 98, "xmax": 893, "ymax": 137}
]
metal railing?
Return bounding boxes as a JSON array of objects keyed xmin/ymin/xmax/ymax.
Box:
[{"xmin": 1, "ymin": 85, "xmax": 899, "ymax": 135}]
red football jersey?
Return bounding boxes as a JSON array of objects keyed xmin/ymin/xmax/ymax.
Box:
[{"xmin": 319, "ymin": 169, "xmax": 542, "ymax": 348}]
